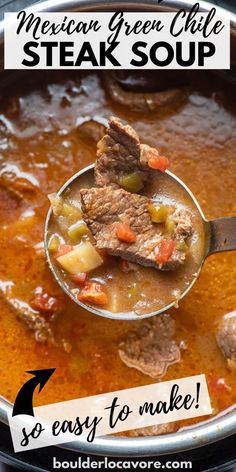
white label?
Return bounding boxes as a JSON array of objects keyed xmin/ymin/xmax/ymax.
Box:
[
  {"xmin": 4, "ymin": 10, "xmax": 230, "ymax": 70},
  {"xmin": 8, "ymin": 374, "xmax": 212, "ymax": 452}
]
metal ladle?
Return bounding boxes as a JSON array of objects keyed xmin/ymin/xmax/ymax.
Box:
[{"xmin": 44, "ymin": 164, "xmax": 236, "ymax": 320}]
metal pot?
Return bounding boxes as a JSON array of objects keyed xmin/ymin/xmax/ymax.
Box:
[{"xmin": 0, "ymin": 0, "xmax": 235, "ymax": 465}]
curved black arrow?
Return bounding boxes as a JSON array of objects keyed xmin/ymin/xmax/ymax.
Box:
[{"xmin": 12, "ymin": 369, "xmax": 55, "ymax": 417}]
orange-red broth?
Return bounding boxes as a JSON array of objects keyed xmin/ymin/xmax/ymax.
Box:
[{"xmin": 0, "ymin": 72, "xmax": 235, "ymax": 434}]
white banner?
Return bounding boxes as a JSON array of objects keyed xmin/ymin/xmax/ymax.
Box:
[
  {"xmin": 4, "ymin": 9, "xmax": 230, "ymax": 70},
  {"xmin": 8, "ymin": 374, "xmax": 212, "ymax": 452}
]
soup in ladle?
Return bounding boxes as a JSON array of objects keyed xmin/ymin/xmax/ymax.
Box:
[{"xmin": 0, "ymin": 70, "xmax": 235, "ymax": 437}]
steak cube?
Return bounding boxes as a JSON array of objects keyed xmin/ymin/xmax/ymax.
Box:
[
  {"xmin": 95, "ymin": 116, "xmax": 162, "ymax": 188},
  {"xmin": 118, "ymin": 314, "xmax": 181, "ymax": 378},
  {"xmin": 216, "ymin": 312, "xmax": 236, "ymax": 369},
  {"xmin": 80, "ymin": 186, "xmax": 191, "ymax": 271}
]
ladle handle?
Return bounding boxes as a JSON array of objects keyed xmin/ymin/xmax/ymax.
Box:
[{"xmin": 207, "ymin": 217, "xmax": 236, "ymax": 255}]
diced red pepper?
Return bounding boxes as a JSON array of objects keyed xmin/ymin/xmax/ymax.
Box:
[
  {"xmin": 116, "ymin": 223, "xmax": 136, "ymax": 243},
  {"xmin": 70, "ymin": 273, "xmax": 87, "ymax": 285},
  {"xmin": 54, "ymin": 244, "xmax": 73, "ymax": 259},
  {"xmin": 155, "ymin": 239, "xmax": 174, "ymax": 265},
  {"xmin": 148, "ymin": 155, "xmax": 169, "ymax": 172},
  {"xmin": 31, "ymin": 293, "xmax": 60, "ymax": 313},
  {"xmin": 78, "ymin": 282, "xmax": 108, "ymax": 306}
]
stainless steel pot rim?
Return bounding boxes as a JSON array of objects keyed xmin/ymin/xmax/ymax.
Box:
[
  {"xmin": 0, "ymin": 394, "xmax": 235, "ymax": 457},
  {"xmin": 0, "ymin": 0, "xmax": 235, "ymax": 458}
]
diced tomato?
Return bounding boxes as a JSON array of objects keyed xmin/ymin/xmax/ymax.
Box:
[
  {"xmin": 31, "ymin": 293, "xmax": 60, "ymax": 313},
  {"xmin": 116, "ymin": 223, "xmax": 136, "ymax": 243},
  {"xmin": 155, "ymin": 239, "xmax": 174, "ymax": 265},
  {"xmin": 54, "ymin": 244, "xmax": 73, "ymax": 259},
  {"xmin": 78, "ymin": 282, "xmax": 108, "ymax": 306},
  {"xmin": 121, "ymin": 259, "xmax": 139, "ymax": 273},
  {"xmin": 208, "ymin": 375, "xmax": 232, "ymax": 394},
  {"xmin": 148, "ymin": 155, "xmax": 169, "ymax": 172},
  {"xmin": 70, "ymin": 273, "xmax": 87, "ymax": 285}
]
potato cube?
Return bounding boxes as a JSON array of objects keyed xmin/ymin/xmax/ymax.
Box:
[{"xmin": 57, "ymin": 241, "xmax": 103, "ymax": 274}]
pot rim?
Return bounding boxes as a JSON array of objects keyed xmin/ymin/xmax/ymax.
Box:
[{"xmin": 0, "ymin": 0, "xmax": 236, "ymax": 458}]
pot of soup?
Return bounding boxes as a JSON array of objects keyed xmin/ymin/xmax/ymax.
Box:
[{"xmin": 0, "ymin": 0, "xmax": 236, "ymax": 470}]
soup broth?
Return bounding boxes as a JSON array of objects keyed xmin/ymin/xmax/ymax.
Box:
[{"xmin": 0, "ymin": 71, "xmax": 235, "ymax": 433}]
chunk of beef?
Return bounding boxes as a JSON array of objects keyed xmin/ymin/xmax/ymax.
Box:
[
  {"xmin": 173, "ymin": 209, "xmax": 193, "ymax": 240},
  {"xmin": 0, "ymin": 281, "xmax": 62, "ymax": 344},
  {"xmin": 77, "ymin": 120, "xmax": 106, "ymax": 144},
  {"xmin": 118, "ymin": 314, "xmax": 181, "ymax": 378},
  {"xmin": 14, "ymin": 301, "xmax": 53, "ymax": 343},
  {"xmin": 103, "ymin": 74, "xmax": 186, "ymax": 113},
  {"xmin": 95, "ymin": 116, "xmax": 160, "ymax": 188},
  {"xmin": 80, "ymin": 186, "xmax": 192, "ymax": 271},
  {"xmin": 0, "ymin": 163, "xmax": 39, "ymax": 200},
  {"xmin": 129, "ymin": 422, "xmax": 177, "ymax": 437},
  {"xmin": 216, "ymin": 312, "xmax": 236, "ymax": 368},
  {"xmin": 0, "ymin": 281, "xmax": 53, "ymax": 343}
]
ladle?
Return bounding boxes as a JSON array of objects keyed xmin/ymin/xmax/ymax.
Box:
[{"xmin": 44, "ymin": 164, "xmax": 236, "ymax": 320}]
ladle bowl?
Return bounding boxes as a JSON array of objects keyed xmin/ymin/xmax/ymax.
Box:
[{"xmin": 44, "ymin": 164, "xmax": 236, "ymax": 320}]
